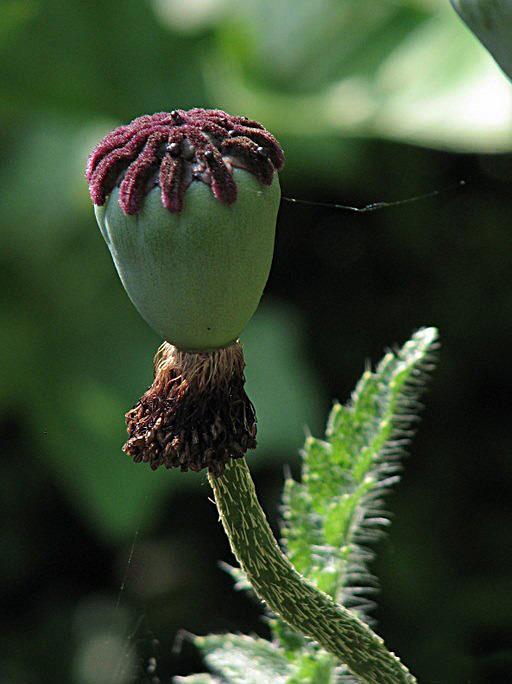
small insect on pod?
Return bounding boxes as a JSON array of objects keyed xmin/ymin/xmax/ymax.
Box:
[{"xmin": 86, "ymin": 108, "xmax": 284, "ymax": 475}]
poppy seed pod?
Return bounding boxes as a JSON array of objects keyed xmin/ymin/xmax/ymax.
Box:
[{"xmin": 87, "ymin": 109, "xmax": 284, "ymax": 475}]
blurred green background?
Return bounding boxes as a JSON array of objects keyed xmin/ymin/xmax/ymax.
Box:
[{"xmin": 1, "ymin": 0, "xmax": 511, "ymax": 681}]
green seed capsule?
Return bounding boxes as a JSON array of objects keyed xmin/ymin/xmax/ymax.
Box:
[
  {"xmin": 95, "ymin": 169, "xmax": 281, "ymax": 351},
  {"xmin": 86, "ymin": 109, "xmax": 285, "ymax": 474}
]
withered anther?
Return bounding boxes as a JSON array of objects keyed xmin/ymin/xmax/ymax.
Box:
[{"xmin": 123, "ymin": 342, "xmax": 257, "ymax": 477}]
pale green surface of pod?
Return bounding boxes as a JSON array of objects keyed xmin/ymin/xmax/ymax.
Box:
[{"xmin": 94, "ymin": 169, "xmax": 281, "ymax": 351}]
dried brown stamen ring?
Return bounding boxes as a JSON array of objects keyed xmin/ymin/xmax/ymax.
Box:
[{"xmin": 124, "ymin": 342, "xmax": 256, "ymax": 476}]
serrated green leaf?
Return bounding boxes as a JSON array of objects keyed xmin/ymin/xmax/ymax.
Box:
[
  {"xmin": 219, "ymin": 563, "xmax": 253, "ymax": 594},
  {"xmin": 194, "ymin": 634, "xmax": 294, "ymax": 684},
  {"xmin": 281, "ymin": 478, "xmax": 320, "ymax": 578},
  {"xmin": 281, "ymin": 328, "xmax": 438, "ymax": 618},
  {"xmin": 268, "ymin": 618, "xmax": 308, "ymax": 657},
  {"xmin": 174, "ymin": 675, "xmax": 221, "ymax": 683},
  {"xmin": 286, "ymin": 650, "xmax": 336, "ymax": 684}
]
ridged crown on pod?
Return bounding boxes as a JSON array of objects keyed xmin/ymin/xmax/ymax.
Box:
[
  {"xmin": 86, "ymin": 109, "xmax": 284, "ymax": 351},
  {"xmin": 86, "ymin": 108, "xmax": 284, "ymax": 215}
]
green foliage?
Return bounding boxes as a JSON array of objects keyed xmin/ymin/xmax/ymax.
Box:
[
  {"xmin": 175, "ymin": 675, "xmax": 220, "ymax": 684},
  {"xmin": 282, "ymin": 327, "xmax": 438, "ymax": 615},
  {"xmin": 207, "ymin": 1, "xmax": 512, "ymax": 153},
  {"xmin": 181, "ymin": 634, "xmax": 335, "ymax": 684},
  {"xmin": 184, "ymin": 328, "xmax": 438, "ymax": 683},
  {"xmin": 174, "ymin": 673, "xmax": 221, "ymax": 684},
  {"xmin": 196, "ymin": 635, "xmax": 294, "ymax": 683},
  {"xmin": 451, "ymin": 0, "xmax": 512, "ymax": 82}
]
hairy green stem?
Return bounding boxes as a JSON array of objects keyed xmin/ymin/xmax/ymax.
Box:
[{"xmin": 208, "ymin": 458, "xmax": 416, "ymax": 684}]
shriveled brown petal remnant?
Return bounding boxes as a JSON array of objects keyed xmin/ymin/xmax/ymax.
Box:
[
  {"xmin": 124, "ymin": 343, "xmax": 256, "ymax": 476},
  {"xmin": 86, "ymin": 108, "xmax": 284, "ymax": 215}
]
